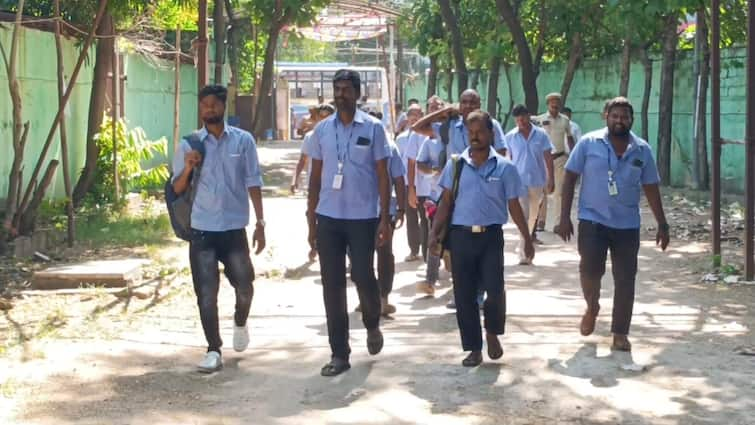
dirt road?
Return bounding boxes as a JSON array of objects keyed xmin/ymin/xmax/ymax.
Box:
[{"xmin": 1, "ymin": 142, "xmax": 753, "ymax": 425}]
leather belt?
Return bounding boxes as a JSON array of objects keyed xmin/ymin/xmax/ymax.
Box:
[
  {"xmin": 552, "ymin": 151, "xmax": 566, "ymax": 159},
  {"xmin": 452, "ymin": 224, "xmax": 498, "ymax": 233}
]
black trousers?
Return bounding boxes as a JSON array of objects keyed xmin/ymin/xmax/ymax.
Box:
[
  {"xmin": 189, "ymin": 228, "xmax": 254, "ymax": 353},
  {"xmin": 406, "ymin": 189, "xmax": 428, "ymax": 260},
  {"xmin": 317, "ymin": 214, "xmax": 381, "ymax": 360},
  {"xmin": 449, "ymin": 226, "xmax": 506, "ymax": 351},
  {"xmin": 577, "ymin": 220, "xmax": 640, "ymax": 335},
  {"xmin": 376, "ymin": 218, "xmax": 396, "ymax": 298}
]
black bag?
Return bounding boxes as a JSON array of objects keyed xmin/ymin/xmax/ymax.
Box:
[
  {"xmin": 438, "ymin": 156, "xmax": 465, "ymax": 251},
  {"xmin": 165, "ymin": 132, "xmax": 204, "ymax": 241}
]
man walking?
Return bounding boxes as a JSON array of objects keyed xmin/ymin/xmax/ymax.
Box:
[
  {"xmin": 171, "ymin": 85, "xmax": 266, "ymax": 373},
  {"xmin": 557, "ymin": 97, "xmax": 670, "ymax": 352},
  {"xmin": 533, "ymin": 92, "xmax": 574, "ymax": 232},
  {"xmin": 306, "ymin": 69, "xmax": 393, "ymax": 376},
  {"xmin": 429, "ymin": 110, "xmax": 534, "ymax": 367},
  {"xmin": 503, "ymin": 105, "xmax": 554, "ymax": 265},
  {"xmin": 395, "ymin": 104, "xmax": 427, "ymax": 262},
  {"xmin": 562, "ymin": 106, "xmax": 582, "ymax": 149}
]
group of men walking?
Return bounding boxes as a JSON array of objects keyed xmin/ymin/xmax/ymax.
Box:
[{"xmin": 173, "ymin": 68, "xmax": 670, "ymax": 376}]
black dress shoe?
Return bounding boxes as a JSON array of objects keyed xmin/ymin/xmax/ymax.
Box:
[
  {"xmin": 367, "ymin": 328, "xmax": 384, "ymax": 355},
  {"xmin": 462, "ymin": 351, "xmax": 483, "ymax": 367}
]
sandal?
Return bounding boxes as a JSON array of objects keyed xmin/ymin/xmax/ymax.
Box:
[
  {"xmin": 462, "ymin": 351, "xmax": 483, "ymax": 367},
  {"xmin": 320, "ymin": 357, "xmax": 351, "ymax": 377},
  {"xmin": 486, "ymin": 332, "xmax": 503, "ymax": 360}
]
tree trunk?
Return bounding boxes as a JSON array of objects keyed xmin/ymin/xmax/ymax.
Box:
[
  {"xmin": 487, "ymin": 54, "xmax": 501, "ymax": 117},
  {"xmin": 213, "ymin": 0, "xmax": 225, "ymax": 84},
  {"xmin": 3, "ymin": 0, "xmax": 27, "ymax": 233},
  {"xmin": 657, "ymin": 15, "xmax": 678, "ymax": 185},
  {"xmin": 501, "ymin": 62, "xmax": 515, "ymax": 129},
  {"xmin": 437, "ymin": 0, "xmax": 468, "ymax": 96},
  {"xmin": 619, "ymin": 38, "xmax": 631, "ymax": 97},
  {"xmin": 496, "ymin": 0, "xmax": 539, "ymax": 112},
  {"xmin": 252, "ymin": 22, "xmax": 283, "ymax": 137},
  {"xmin": 640, "ymin": 45, "xmax": 652, "ymax": 142},
  {"xmin": 695, "ymin": 8, "xmax": 710, "ymax": 190},
  {"xmin": 560, "ymin": 31, "xmax": 583, "ymax": 105},
  {"xmin": 54, "ymin": 0, "xmax": 74, "ymax": 246},
  {"xmin": 427, "ymin": 53, "xmax": 439, "ymax": 99},
  {"xmin": 174, "ymin": 27, "xmax": 182, "ymax": 153},
  {"xmin": 470, "ymin": 68, "xmax": 480, "ymax": 91},
  {"xmin": 73, "ymin": 13, "xmax": 114, "ymax": 207},
  {"xmin": 445, "ymin": 63, "xmax": 454, "ymax": 103},
  {"xmin": 18, "ymin": 161, "xmax": 59, "ymax": 236}
]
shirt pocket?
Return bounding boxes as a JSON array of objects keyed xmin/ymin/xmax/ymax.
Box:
[
  {"xmin": 616, "ymin": 165, "xmax": 642, "ymax": 206},
  {"xmin": 481, "ymin": 177, "xmax": 503, "ymax": 201},
  {"xmin": 349, "ymin": 144, "xmax": 372, "ymax": 165}
]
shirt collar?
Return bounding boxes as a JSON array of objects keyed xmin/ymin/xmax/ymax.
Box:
[
  {"xmin": 454, "ymin": 119, "xmax": 465, "ymax": 130},
  {"xmin": 334, "ymin": 109, "xmax": 366, "ymax": 128},
  {"xmin": 460, "ymin": 146, "xmax": 498, "ymax": 166},
  {"xmin": 199, "ymin": 123, "xmax": 230, "ymax": 142}
]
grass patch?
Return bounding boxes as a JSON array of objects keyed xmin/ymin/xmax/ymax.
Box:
[{"xmin": 76, "ymin": 212, "xmax": 173, "ymax": 248}]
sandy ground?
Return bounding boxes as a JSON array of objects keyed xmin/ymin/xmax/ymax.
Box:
[{"xmin": 1, "ymin": 142, "xmax": 754, "ymax": 425}]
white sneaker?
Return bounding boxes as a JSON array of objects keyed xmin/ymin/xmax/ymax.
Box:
[
  {"xmin": 233, "ymin": 325, "xmax": 249, "ymax": 352},
  {"xmin": 197, "ymin": 351, "xmax": 222, "ymax": 373}
]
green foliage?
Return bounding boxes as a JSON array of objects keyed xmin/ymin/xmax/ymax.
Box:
[
  {"xmin": 85, "ymin": 117, "xmax": 169, "ymax": 207},
  {"xmin": 151, "ymin": 0, "xmax": 198, "ymax": 30},
  {"xmin": 278, "ymin": 31, "xmax": 337, "ymax": 63}
]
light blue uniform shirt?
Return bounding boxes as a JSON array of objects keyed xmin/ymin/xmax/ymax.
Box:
[
  {"xmin": 172, "ymin": 125, "xmax": 263, "ymax": 232},
  {"xmin": 416, "ymin": 137, "xmax": 445, "ymax": 199},
  {"xmin": 446, "ymin": 117, "xmax": 506, "ymax": 160},
  {"xmin": 306, "ymin": 110, "xmax": 391, "ymax": 220},
  {"xmin": 395, "ymin": 130, "xmax": 425, "ymax": 186},
  {"xmin": 439, "ymin": 147, "xmax": 523, "ymax": 226},
  {"xmin": 565, "ymin": 128, "xmax": 661, "ymax": 229},
  {"xmin": 380, "ymin": 142, "xmax": 407, "ymax": 217},
  {"xmin": 503, "ymin": 124, "xmax": 554, "ymax": 189}
]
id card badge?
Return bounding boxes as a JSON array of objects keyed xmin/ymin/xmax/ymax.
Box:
[
  {"xmin": 608, "ymin": 170, "xmax": 618, "ymax": 196},
  {"xmin": 333, "ymin": 162, "xmax": 344, "ymax": 190}
]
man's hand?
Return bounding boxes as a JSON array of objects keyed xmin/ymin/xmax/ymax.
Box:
[
  {"xmin": 547, "ymin": 178, "xmax": 555, "ymax": 194},
  {"xmin": 524, "ymin": 238, "xmax": 535, "ymax": 262},
  {"xmin": 376, "ymin": 217, "xmax": 393, "ymax": 248},
  {"xmin": 394, "ymin": 210, "xmax": 405, "ymax": 229},
  {"xmin": 307, "ymin": 215, "xmax": 317, "ymax": 252},
  {"xmin": 290, "ymin": 182, "xmax": 298, "ymax": 194},
  {"xmin": 556, "ymin": 218, "xmax": 574, "ymax": 242},
  {"xmin": 252, "ymin": 224, "xmax": 266, "ymax": 255},
  {"xmin": 185, "ymin": 150, "xmax": 202, "ymax": 170},
  {"xmin": 657, "ymin": 223, "xmax": 670, "ymax": 251},
  {"xmin": 408, "ymin": 187, "xmax": 418, "ymax": 209}
]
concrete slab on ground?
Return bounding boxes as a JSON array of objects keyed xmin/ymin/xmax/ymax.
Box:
[{"xmin": 31, "ymin": 259, "xmax": 149, "ymax": 290}]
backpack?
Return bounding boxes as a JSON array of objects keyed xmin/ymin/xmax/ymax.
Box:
[{"xmin": 165, "ymin": 132, "xmax": 204, "ymax": 241}]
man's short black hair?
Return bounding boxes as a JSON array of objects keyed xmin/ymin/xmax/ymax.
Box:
[
  {"xmin": 466, "ymin": 110, "xmax": 494, "ymax": 131},
  {"xmin": 408, "ymin": 98, "xmax": 420, "ymax": 105},
  {"xmin": 199, "ymin": 84, "xmax": 228, "ymax": 103},
  {"xmin": 511, "ymin": 104, "xmax": 529, "ymax": 117},
  {"xmin": 605, "ymin": 96, "xmax": 634, "ymax": 117},
  {"xmin": 333, "ymin": 69, "xmax": 361, "ymax": 96},
  {"xmin": 563, "ymin": 106, "xmax": 573, "ymax": 114}
]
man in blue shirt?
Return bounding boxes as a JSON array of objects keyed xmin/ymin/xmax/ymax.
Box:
[
  {"xmin": 557, "ymin": 97, "xmax": 670, "ymax": 352},
  {"xmin": 412, "ymin": 89, "xmax": 507, "ymax": 160},
  {"xmin": 429, "ymin": 110, "xmax": 535, "ymax": 367},
  {"xmin": 172, "ymin": 85, "xmax": 266, "ymax": 373},
  {"xmin": 306, "ymin": 70, "xmax": 393, "ymax": 376},
  {"xmin": 395, "ymin": 105, "xmax": 427, "ymax": 262},
  {"xmin": 504, "ymin": 104, "xmax": 554, "ymax": 264}
]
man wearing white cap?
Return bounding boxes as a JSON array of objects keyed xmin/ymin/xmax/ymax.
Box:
[{"xmin": 533, "ymin": 92, "xmax": 574, "ymax": 234}]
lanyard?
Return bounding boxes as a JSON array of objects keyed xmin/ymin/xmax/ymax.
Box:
[{"xmin": 334, "ymin": 119, "xmax": 355, "ymax": 171}]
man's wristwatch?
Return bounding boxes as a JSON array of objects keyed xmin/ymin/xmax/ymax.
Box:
[
  {"xmin": 659, "ymin": 222, "xmax": 670, "ymax": 232},
  {"xmin": 256, "ymin": 219, "xmax": 266, "ymax": 228}
]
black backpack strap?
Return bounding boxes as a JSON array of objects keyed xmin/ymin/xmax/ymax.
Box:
[
  {"xmin": 182, "ymin": 131, "xmax": 204, "ymax": 203},
  {"xmin": 451, "ymin": 157, "xmax": 464, "ymax": 202},
  {"xmin": 184, "ymin": 131, "xmax": 205, "ymax": 157}
]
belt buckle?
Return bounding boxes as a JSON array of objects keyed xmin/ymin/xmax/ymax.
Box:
[{"xmin": 471, "ymin": 225, "xmax": 483, "ymax": 233}]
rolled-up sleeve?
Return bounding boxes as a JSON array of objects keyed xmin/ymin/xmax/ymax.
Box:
[
  {"xmin": 389, "ymin": 146, "xmax": 406, "ymax": 179},
  {"xmin": 641, "ymin": 147, "xmax": 661, "ymax": 185},
  {"xmin": 503, "ymin": 164, "xmax": 523, "ymax": 200},
  {"xmin": 244, "ymin": 134, "xmax": 264, "ymax": 188},
  {"xmin": 306, "ymin": 124, "xmax": 324, "ymax": 160},
  {"xmin": 438, "ymin": 160, "xmax": 455, "ymax": 190}
]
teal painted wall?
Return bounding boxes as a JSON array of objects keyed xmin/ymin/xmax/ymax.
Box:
[
  {"xmin": 0, "ymin": 26, "xmax": 199, "ymax": 201},
  {"xmin": 404, "ymin": 47, "xmax": 749, "ymax": 193}
]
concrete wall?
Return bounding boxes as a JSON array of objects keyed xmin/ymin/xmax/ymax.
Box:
[
  {"xmin": 0, "ymin": 26, "xmax": 199, "ymax": 201},
  {"xmin": 404, "ymin": 47, "xmax": 749, "ymax": 193}
]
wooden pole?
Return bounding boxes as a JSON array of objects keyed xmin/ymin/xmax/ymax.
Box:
[
  {"xmin": 744, "ymin": 0, "xmax": 755, "ymax": 280},
  {"xmin": 112, "ymin": 33, "xmax": 120, "ymax": 200},
  {"xmin": 711, "ymin": 0, "xmax": 722, "ymax": 257},
  {"xmin": 53, "ymin": 0, "xmax": 75, "ymax": 246},
  {"xmin": 174, "ymin": 27, "xmax": 182, "ymax": 153},
  {"xmin": 198, "ymin": 0, "xmax": 209, "ymax": 125}
]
